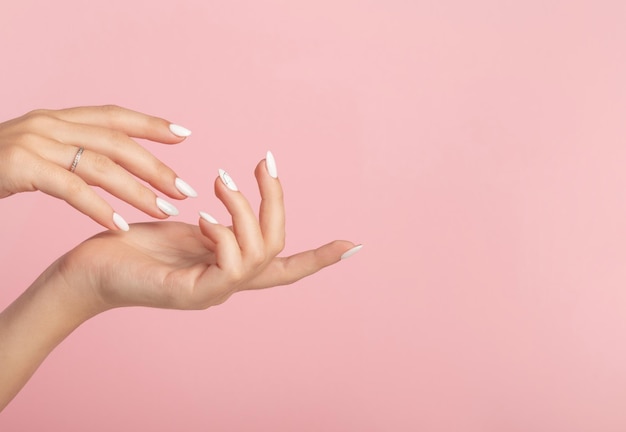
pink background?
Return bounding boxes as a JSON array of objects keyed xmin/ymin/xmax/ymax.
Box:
[{"xmin": 2, "ymin": 0, "xmax": 626, "ymax": 430}]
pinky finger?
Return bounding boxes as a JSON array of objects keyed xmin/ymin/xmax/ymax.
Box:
[
  {"xmin": 243, "ymin": 240, "xmax": 362, "ymax": 290},
  {"xmin": 30, "ymin": 156, "xmax": 129, "ymax": 231}
]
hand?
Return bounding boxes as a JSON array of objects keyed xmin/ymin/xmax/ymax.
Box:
[
  {"xmin": 57, "ymin": 154, "xmax": 361, "ymax": 313},
  {"xmin": 0, "ymin": 153, "xmax": 361, "ymax": 411},
  {"xmin": 0, "ymin": 105, "xmax": 198, "ymax": 230}
]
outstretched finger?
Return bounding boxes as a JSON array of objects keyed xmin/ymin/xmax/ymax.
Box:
[
  {"xmin": 242, "ymin": 240, "xmax": 363, "ymax": 290},
  {"xmin": 48, "ymin": 105, "xmax": 191, "ymax": 144}
]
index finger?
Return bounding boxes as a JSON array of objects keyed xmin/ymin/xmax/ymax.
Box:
[{"xmin": 46, "ymin": 105, "xmax": 191, "ymax": 144}]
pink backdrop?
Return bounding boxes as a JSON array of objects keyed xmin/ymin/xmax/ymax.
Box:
[{"xmin": 2, "ymin": 1, "xmax": 626, "ymax": 430}]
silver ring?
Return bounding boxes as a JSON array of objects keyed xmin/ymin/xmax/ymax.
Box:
[{"xmin": 69, "ymin": 147, "xmax": 84, "ymax": 173}]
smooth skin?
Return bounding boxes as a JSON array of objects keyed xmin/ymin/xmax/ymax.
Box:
[
  {"xmin": 0, "ymin": 105, "xmax": 195, "ymax": 229},
  {"xmin": 0, "ymin": 156, "xmax": 359, "ymax": 411}
]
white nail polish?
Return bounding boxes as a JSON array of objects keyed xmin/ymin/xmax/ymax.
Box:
[
  {"xmin": 340, "ymin": 244, "xmax": 363, "ymax": 260},
  {"xmin": 169, "ymin": 123, "xmax": 192, "ymax": 137},
  {"xmin": 266, "ymin": 150, "xmax": 278, "ymax": 178},
  {"xmin": 199, "ymin": 211, "xmax": 218, "ymax": 224},
  {"xmin": 113, "ymin": 212, "xmax": 129, "ymax": 231},
  {"xmin": 156, "ymin": 197, "xmax": 179, "ymax": 216},
  {"xmin": 175, "ymin": 177, "xmax": 198, "ymax": 198},
  {"xmin": 218, "ymin": 169, "xmax": 238, "ymax": 191}
]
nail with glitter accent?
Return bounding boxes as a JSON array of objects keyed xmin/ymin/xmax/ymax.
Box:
[
  {"xmin": 218, "ymin": 169, "xmax": 238, "ymax": 191},
  {"xmin": 199, "ymin": 211, "xmax": 218, "ymax": 224},
  {"xmin": 113, "ymin": 212, "xmax": 129, "ymax": 231},
  {"xmin": 340, "ymin": 245, "xmax": 363, "ymax": 260},
  {"xmin": 169, "ymin": 124, "xmax": 192, "ymax": 137},
  {"xmin": 175, "ymin": 177, "xmax": 198, "ymax": 198},
  {"xmin": 156, "ymin": 197, "xmax": 179, "ymax": 216}
]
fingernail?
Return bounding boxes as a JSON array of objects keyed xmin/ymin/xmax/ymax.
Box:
[
  {"xmin": 113, "ymin": 212, "xmax": 129, "ymax": 231},
  {"xmin": 156, "ymin": 197, "xmax": 179, "ymax": 216},
  {"xmin": 266, "ymin": 150, "xmax": 278, "ymax": 178},
  {"xmin": 218, "ymin": 169, "xmax": 238, "ymax": 191},
  {"xmin": 199, "ymin": 211, "xmax": 218, "ymax": 224},
  {"xmin": 175, "ymin": 177, "xmax": 198, "ymax": 198},
  {"xmin": 169, "ymin": 123, "xmax": 192, "ymax": 137},
  {"xmin": 340, "ymin": 244, "xmax": 363, "ymax": 260}
]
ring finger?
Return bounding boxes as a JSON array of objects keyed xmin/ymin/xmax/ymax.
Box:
[{"xmin": 45, "ymin": 141, "xmax": 178, "ymax": 219}]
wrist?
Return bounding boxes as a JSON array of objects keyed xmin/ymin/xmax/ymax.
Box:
[{"xmin": 0, "ymin": 258, "xmax": 104, "ymax": 410}]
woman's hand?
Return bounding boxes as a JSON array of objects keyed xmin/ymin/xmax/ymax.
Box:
[
  {"xmin": 58, "ymin": 153, "xmax": 361, "ymax": 313},
  {"xmin": 0, "ymin": 153, "xmax": 361, "ymax": 410},
  {"xmin": 0, "ymin": 105, "xmax": 197, "ymax": 230}
]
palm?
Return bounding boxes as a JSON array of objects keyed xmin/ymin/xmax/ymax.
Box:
[{"xmin": 64, "ymin": 222, "xmax": 231, "ymax": 310}]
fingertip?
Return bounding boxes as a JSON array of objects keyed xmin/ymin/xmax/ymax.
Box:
[
  {"xmin": 340, "ymin": 244, "xmax": 363, "ymax": 260},
  {"xmin": 169, "ymin": 123, "xmax": 192, "ymax": 138},
  {"xmin": 112, "ymin": 212, "xmax": 130, "ymax": 231},
  {"xmin": 199, "ymin": 211, "xmax": 219, "ymax": 224},
  {"xmin": 312, "ymin": 240, "xmax": 359, "ymax": 267},
  {"xmin": 265, "ymin": 150, "xmax": 278, "ymax": 178}
]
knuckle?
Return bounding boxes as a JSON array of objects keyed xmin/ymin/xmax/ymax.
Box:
[
  {"xmin": 64, "ymin": 175, "xmax": 86, "ymax": 197},
  {"xmin": 153, "ymin": 161, "xmax": 175, "ymax": 180},
  {"xmin": 15, "ymin": 132, "xmax": 41, "ymax": 146},
  {"xmin": 100, "ymin": 104, "xmax": 121, "ymax": 114},
  {"xmin": 91, "ymin": 153, "xmax": 115, "ymax": 174},
  {"xmin": 99, "ymin": 105, "xmax": 123, "ymax": 125},
  {"xmin": 22, "ymin": 110, "xmax": 54, "ymax": 129},
  {"xmin": 133, "ymin": 183, "xmax": 157, "ymax": 207},
  {"xmin": 105, "ymin": 128, "xmax": 127, "ymax": 144}
]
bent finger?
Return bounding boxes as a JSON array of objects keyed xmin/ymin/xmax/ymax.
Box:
[
  {"xmin": 214, "ymin": 170, "xmax": 265, "ymax": 264},
  {"xmin": 198, "ymin": 213, "xmax": 242, "ymax": 272}
]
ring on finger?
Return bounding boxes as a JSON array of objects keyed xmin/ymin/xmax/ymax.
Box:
[{"xmin": 69, "ymin": 147, "xmax": 85, "ymax": 173}]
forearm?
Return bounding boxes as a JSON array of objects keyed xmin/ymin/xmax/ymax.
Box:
[{"xmin": 0, "ymin": 260, "xmax": 100, "ymax": 411}]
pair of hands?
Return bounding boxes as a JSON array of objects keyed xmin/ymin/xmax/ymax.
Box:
[{"xmin": 0, "ymin": 106, "xmax": 360, "ymax": 313}]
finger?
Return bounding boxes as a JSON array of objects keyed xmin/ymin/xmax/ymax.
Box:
[
  {"xmin": 244, "ymin": 240, "xmax": 362, "ymax": 290},
  {"xmin": 40, "ymin": 118, "xmax": 192, "ymax": 199},
  {"xmin": 197, "ymin": 213, "xmax": 244, "ymax": 287},
  {"xmin": 46, "ymin": 105, "xmax": 191, "ymax": 143},
  {"xmin": 29, "ymin": 154, "xmax": 128, "ymax": 230},
  {"xmin": 71, "ymin": 148, "xmax": 177, "ymax": 219},
  {"xmin": 214, "ymin": 170, "xmax": 265, "ymax": 265},
  {"xmin": 34, "ymin": 140, "xmax": 176, "ymax": 219},
  {"xmin": 255, "ymin": 152, "xmax": 285, "ymax": 258}
]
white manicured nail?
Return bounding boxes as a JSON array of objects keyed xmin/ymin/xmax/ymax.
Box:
[
  {"xmin": 175, "ymin": 177, "xmax": 198, "ymax": 198},
  {"xmin": 113, "ymin": 212, "xmax": 129, "ymax": 231},
  {"xmin": 199, "ymin": 211, "xmax": 218, "ymax": 224},
  {"xmin": 340, "ymin": 244, "xmax": 363, "ymax": 260},
  {"xmin": 218, "ymin": 169, "xmax": 238, "ymax": 191},
  {"xmin": 266, "ymin": 150, "xmax": 278, "ymax": 178},
  {"xmin": 169, "ymin": 123, "xmax": 192, "ymax": 137},
  {"xmin": 156, "ymin": 197, "xmax": 179, "ymax": 216}
]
